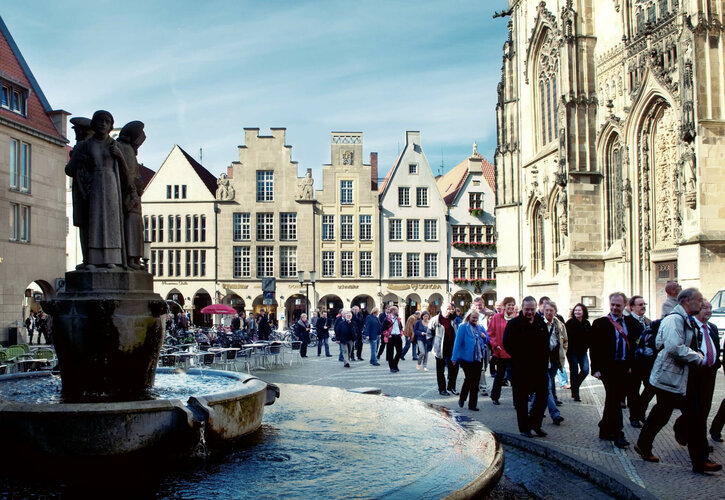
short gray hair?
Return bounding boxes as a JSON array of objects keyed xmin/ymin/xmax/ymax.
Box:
[{"xmin": 677, "ymin": 287, "xmax": 700, "ymax": 304}]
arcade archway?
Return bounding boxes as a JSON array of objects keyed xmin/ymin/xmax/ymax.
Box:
[
  {"xmin": 318, "ymin": 294, "xmax": 343, "ymax": 318},
  {"xmin": 252, "ymin": 295, "xmax": 278, "ymax": 326},
  {"xmin": 351, "ymin": 294, "xmax": 375, "ymax": 315},
  {"xmin": 427, "ymin": 293, "xmax": 444, "ymax": 316},
  {"xmin": 452, "ymin": 290, "xmax": 472, "ymax": 315},
  {"xmin": 404, "ymin": 293, "xmax": 422, "ymax": 320},
  {"xmin": 222, "ymin": 292, "xmax": 246, "ymax": 313},
  {"xmin": 192, "ymin": 289, "xmax": 212, "ymax": 327},
  {"xmin": 285, "ymin": 294, "xmax": 307, "ymax": 326}
]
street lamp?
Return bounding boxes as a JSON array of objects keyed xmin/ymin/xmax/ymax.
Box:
[{"xmin": 297, "ymin": 271, "xmax": 316, "ymax": 317}]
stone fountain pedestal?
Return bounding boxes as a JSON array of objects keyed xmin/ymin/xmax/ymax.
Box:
[{"xmin": 44, "ymin": 269, "xmax": 167, "ymax": 402}]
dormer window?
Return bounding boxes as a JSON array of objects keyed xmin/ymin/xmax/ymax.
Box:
[{"xmin": 1, "ymin": 83, "xmax": 28, "ymax": 116}]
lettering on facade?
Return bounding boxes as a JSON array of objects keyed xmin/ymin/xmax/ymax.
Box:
[
  {"xmin": 223, "ymin": 283, "xmax": 249, "ymax": 290},
  {"xmin": 338, "ymin": 284, "xmax": 359, "ymax": 289},
  {"xmin": 387, "ymin": 284, "xmax": 441, "ymax": 291},
  {"xmin": 161, "ymin": 281, "xmax": 188, "ymax": 285}
]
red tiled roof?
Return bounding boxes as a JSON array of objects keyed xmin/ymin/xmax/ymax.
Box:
[
  {"xmin": 378, "ymin": 151, "xmax": 403, "ymax": 196},
  {"xmin": 436, "ymin": 152, "xmax": 496, "ymax": 206},
  {"xmin": 139, "ymin": 165, "xmax": 155, "ymax": 192},
  {"xmin": 177, "ymin": 145, "xmax": 217, "ymax": 196},
  {"xmin": 0, "ymin": 17, "xmax": 65, "ymax": 141}
]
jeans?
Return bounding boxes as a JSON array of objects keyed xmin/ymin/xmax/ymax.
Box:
[
  {"xmin": 547, "ymin": 362, "xmax": 560, "ymax": 401},
  {"xmin": 369, "ymin": 338, "xmax": 380, "ymax": 364},
  {"xmin": 317, "ymin": 337, "xmax": 330, "ymax": 356},
  {"xmin": 532, "ymin": 372, "xmax": 560, "ymax": 420},
  {"xmin": 401, "ymin": 337, "xmax": 418, "ymax": 359},
  {"xmin": 339, "ymin": 341, "xmax": 353, "ymax": 364},
  {"xmin": 416, "ymin": 339, "xmax": 428, "ymax": 368},
  {"xmin": 459, "ymin": 360, "xmax": 483, "ymax": 409},
  {"xmin": 338, "ymin": 342, "xmax": 345, "ymax": 362},
  {"xmin": 566, "ymin": 352, "xmax": 590, "ymax": 399}
]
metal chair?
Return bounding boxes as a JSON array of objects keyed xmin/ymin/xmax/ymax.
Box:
[
  {"xmin": 160, "ymin": 354, "xmax": 178, "ymax": 367},
  {"xmin": 201, "ymin": 353, "xmax": 216, "ymax": 367},
  {"xmin": 288, "ymin": 341, "xmax": 303, "ymax": 365},
  {"xmin": 237, "ymin": 347, "xmax": 253, "ymax": 373},
  {"xmin": 220, "ymin": 349, "xmax": 239, "ymax": 371}
]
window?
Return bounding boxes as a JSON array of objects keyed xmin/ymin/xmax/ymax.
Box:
[
  {"xmin": 181, "ymin": 185, "xmax": 187, "ymax": 199},
  {"xmin": 360, "ymin": 251, "xmax": 372, "ymax": 277},
  {"xmin": 168, "ymin": 215, "xmax": 175, "ymax": 242},
  {"xmin": 157, "ymin": 250, "xmax": 164, "ymax": 276},
  {"xmin": 452, "ymin": 225, "xmax": 466, "ymax": 242},
  {"xmin": 150, "ymin": 250, "xmax": 156, "ymax": 276},
  {"xmin": 280, "ymin": 246, "xmax": 297, "ymax": 278},
  {"xmin": 341, "ymin": 251, "xmax": 354, "ymax": 277},
  {"xmin": 416, "ymin": 187, "xmax": 428, "ymax": 207},
  {"xmin": 151, "ymin": 216, "xmax": 157, "ymax": 242},
  {"xmin": 424, "ymin": 253, "xmax": 438, "ymax": 278},
  {"xmin": 175, "ymin": 250, "xmax": 181, "ymax": 276},
  {"xmin": 256, "ymin": 246, "xmax": 274, "ymax": 277},
  {"xmin": 537, "ymin": 31, "xmax": 559, "ymax": 146},
  {"xmin": 233, "ymin": 213, "xmax": 250, "ymax": 241},
  {"xmin": 322, "ymin": 251, "xmax": 335, "ymax": 277},
  {"xmin": 605, "ymin": 139, "xmax": 624, "ymax": 247},
  {"xmin": 193, "ymin": 215, "xmax": 199, "ymax": 242},
  {"xmin": 322, "ymin": 215, "xmax": 335, "ymax": 240},
  {"xmin": 175, "ymin": 216, "xmax": 181, "ymax": 242},
  {"xmin": 9, "ymin": 203, "xmax": 30, "ymax": 242},
  {"xmin": 406, "ymin": 253, "xmax": 420, "ymax": 277},
  {"xmin": 486, "ymin": 226, "xmax": 495, "ymax": 242},
  {"xmin": 340, "ymin": 180, "xmax": 353, "ymax": 204},
  {"xmin": 185, "ymin": 250, "xmax": 191, "ymax": 277},
  {"xmin": 166, "ymin": 185, "xmax": 172, "ymax": 199},
  {"xmin": 233, "ymin": 247, "xmax": 251, "ymax": 278},
  {"xmin": 200, "ymin": 250, "xmax": 206, "ymax": 276},
  {"xmin": 280, "ymin": 213, "xmax": 297, "ymax": 241},
  {"xmin": 341, "ymin": 215, "xmax": 353, "ymax": 240},
  {"xmin": 1, "ymin": 85, "xmax": 27, "ymax": 115},
  {"xmin": 144, "ymin": 216, "xmax": 149, "ymax": 242},
  {"xmin": 9, "ymin": 139, "xmax": 30, "ymax": 193},
  {"xmin": 408, "ymin": 163, "xmax": 418, "ymax": 174},
  {"xmin": 256, "ymin": 171, "xmax": 274, "ymax": 202},
  {"xmin": 256, "ymin": 213, "xmax": 274, "ymax": 241},
  {"xmin": 389, "ymin": 219, "xmax": 402, "ymax": 240},
  {"xmin": 406, "ymin": 219, "xmax": 419, "ymax": 240},
  {"xmin": 469, "ymin": 226, "xmax": 483, "ymax": 243},
  {"xmin": 200, "ymin": 215, "xmax": 206, "ymax": 242},
  {"xmin": 192, "ymin": 250, "xmax": 199, "ymax": 276},
  {"xmin": 487, "ymin": 258, "xmax": 497, "ymax": 280},
  {"xmin": 469, "ymin": 192, "xmax": 483, "ymax": 210},
  {"xmin": 185, "ymin": 215, "xmax": 191, "ymax": 242},
  {"xmin": 471, "ymin": 258, "xmax": 484, "ymax": 279},
  {"xmin": 389, "ymin": 253, "xmax": 402, "ymax": 278},
  {"xmin": 453, "ymin": 258, "xmax": 467, "ymax": 279},
  {"xmin": 174, "ymin": 185, "xmax": 180, "ymax": 199},
  {"xmin": 424, "ymin": 219, "xmax": 438, "ymax": 241},
  {"xmin": 398, "ymin": 187, "xmax": 410, "ymax": 206},
  {"xmin": 359, "ymin": 215, "xmax": 372, "ymax": 240},
  {"xmin": 532, "ymin": 203, "xmax": 546, "ymax": 275},
  {"xmin": 168, "ymin": 250, "xmax": 174, "ymax": 276}
]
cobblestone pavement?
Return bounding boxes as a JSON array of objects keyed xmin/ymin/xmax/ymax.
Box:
[{"xmin": 257, "ymin": 351, "xmax": 725, "ymax": 499}]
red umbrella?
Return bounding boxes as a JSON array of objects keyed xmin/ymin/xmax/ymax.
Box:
[{"xmin": 200, "ymin": 304, "xmax": 237, "ymax": 315}]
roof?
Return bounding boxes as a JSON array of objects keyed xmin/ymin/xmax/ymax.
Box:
[
  {"xmin": 139, "ymin": 165, "xmax": 155, "ymax": 192},
  {"xmin": 436, "ymin": 152, "xmax": 496, "ymax": 205},
  {"xmin": 378, "ymin": 151, "xmax": 403, "ymax": 196},
  {"xmin": 177, "ymin": 145, "xmax": 218, "ymax": 195},
  {"xmin": 0, "ymin": 16, "xmax": 65, "ymax": 141}
]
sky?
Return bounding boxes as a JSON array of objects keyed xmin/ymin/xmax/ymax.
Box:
[{"xmin": 3, "ymin": 1, "xmax": 509, "ymax": 184}]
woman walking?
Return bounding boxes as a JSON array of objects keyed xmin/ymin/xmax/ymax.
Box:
[
  {"xmin": 365, "ymin": 307, "xmax": 382, "ymax": 366},
  {"xmin": 295, "ymin": 313, "xmax": 311, "ymax": 357},
  {"xmin": 565, "ymin": 303, "xmax": 591, "ymax": 402},
  {"xmin": 415, "ymin": 311, "xmax": 431, "ymax": 371},
  {"xmin": 452, "ymin": 310, "xmax": 485, "ymax": 411},
  {"xmin": 488, "ymin": 297, "xmax": 516, "ymax": 405}
]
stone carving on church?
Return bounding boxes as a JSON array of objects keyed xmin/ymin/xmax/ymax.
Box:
[
  {"xmin": 557, "ymin": 189, "xmax": 568, "ymax": 236},
  {"xmin": 653, "ymin": 107, "xmax": 681, "ymax": 243},
  {"xmin": 680, "ymin": 39, "xmax": 696, "ymax": 142},
  {"xmin": 681, "ymin": 142, "xmax": 697, "ymax": 209},
  {"xmin": 215, "ymin": 173, "xmax": 235, "ymax": 201},
  {"xmin": 295, "ymin": 170, "xmax": 314, "ymax": 200},
  {"xmin": 342, "ymin": 151, "xmax": 353, "ymax": 165}
]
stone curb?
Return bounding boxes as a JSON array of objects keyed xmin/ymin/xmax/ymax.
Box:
[
  {"xmin": 444, "ymin": 431, "xmax": 505, "ymax": 500},
  {"xmin": 496, "ymin": 431, "xmax": 659, "ymax": 500}
]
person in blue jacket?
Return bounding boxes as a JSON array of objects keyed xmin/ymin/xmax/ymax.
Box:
[
  {"xmin": 452, "ymin": 310, "xmax": 485, "ymax": 411},
  {"xmin": 364, "ymin": 307, "xmax": 382, "ymax": 366}
]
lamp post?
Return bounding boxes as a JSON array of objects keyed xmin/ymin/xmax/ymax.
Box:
[{"xmin": 297, "ymin": 270, "xmax": 316, "ymax": 317}]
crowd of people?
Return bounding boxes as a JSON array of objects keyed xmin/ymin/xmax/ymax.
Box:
[{"xmin": 313, "ymin": 279, "xmax": 724, "ymax": 475}]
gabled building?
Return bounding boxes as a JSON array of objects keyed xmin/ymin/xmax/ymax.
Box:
[
  {"xmin": 0, "ymin": 16, "xmax": 68, "ymax": 344},
  {"xmin": 216, "ymin": 128, "xmax": 315, "ymax": 328},
  {"xmin": 379, "ymin": 131, "xmax": 448, "ymax": 318},
  {"xmin": 314, "ymin": 132, "xmax": 380, "ymax": 317},
  {"xmin": 141, "ymin": 145, "xmax": 217, "ymax": 326},
  {"xmin": 438, "ymin": 144, "xmax": 497, "ymax": 311}
]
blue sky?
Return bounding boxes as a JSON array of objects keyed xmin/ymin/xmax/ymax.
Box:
[{"xmin": 3, "ymin": 1, "xmax": 508, "ymax": 183}]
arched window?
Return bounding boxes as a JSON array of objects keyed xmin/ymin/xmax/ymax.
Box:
[
  {"xmin": 532, "ymin": 203, "xmax": 546, "ymax": 275},
  {"xmin": 604, "ymin": 136, "xmax": 624, "ymax": 247},
  {"xmin": 536, "ymin": 30, "xmax": 559, "ymax": 147}
]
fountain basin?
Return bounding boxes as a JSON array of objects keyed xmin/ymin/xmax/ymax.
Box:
[{"xmin": 0, "ymin": 368, "xmax": 278, "ymax": 458}]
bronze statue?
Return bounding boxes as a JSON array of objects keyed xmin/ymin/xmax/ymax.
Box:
[
  {"xmin": 65, "ymin": 110, "xmax": 125, "ymax": 269},
  {"xmin": 117, "ymin": 121, "xmax": 146, "ymax": 269},
  {"xmin": 65, "ymin": 117, "xmax": 93, "ymax": 268}
]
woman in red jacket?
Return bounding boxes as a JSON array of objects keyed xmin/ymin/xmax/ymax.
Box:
[{"xmin": 488, "ymin": 296, "xmax": 516, "ymax": 405}]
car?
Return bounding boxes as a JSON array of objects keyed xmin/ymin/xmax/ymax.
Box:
[{"xmin": 709, "ymin": 288, "xmax": 725, "ymax": 335}]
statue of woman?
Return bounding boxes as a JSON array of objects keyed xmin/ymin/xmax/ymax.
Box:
[
  {"xmin": 65, "ymin": 110, "xmax": 125, "ymax": 268},
  {"xmin": 117, "ymin": 121, "xmax": 146, "ymax": 269}
]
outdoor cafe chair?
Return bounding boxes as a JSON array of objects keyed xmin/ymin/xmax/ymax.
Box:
[
  {"xmin": 200, "ymin": 353, "xmax": 216, "ymax": 367},
  {"xmin": 288, "ymin": 341, "xmax": 303, "ymax": 366},
  {"xmin": 160, "ymin": 354, "xmax": 178, "ymax": 367}
]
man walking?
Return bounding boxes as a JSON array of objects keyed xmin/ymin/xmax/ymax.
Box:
[
  {"xmin": 429, "ymin": 303, "xmax": 459, "ymax": 395},
  {"xmin": 636, "ymin": 289, "xmax": 722, "ymax": 473},
  {"xmin": 503, "ymin": 296, "xmax": 549, "ymax": 438},
  {"xmin": 590, "ymin": 292, "xmax": 643, "ymax": 448},
  {"xmin": 351, "ymin": 305, "xmax": 364, "ymax": 361},
  {"xmin": 315, "ymin": 310, "xmax": 331, "ymax": 357},
  {"xmin": 661, "ymin": 280, "xmax": 681, "ymax": 318},
  {"xmin": 381, "ymin": 306, "xmax": 404, "ymax": 373}
]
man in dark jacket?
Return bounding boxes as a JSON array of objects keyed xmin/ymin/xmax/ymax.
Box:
[
  {"xmin": 364, "ymin": 308, "xmax": 382, "ymax": 366},
  {"xmin": 316, "ymin": 310, "xmax": 331, "ymax": 357},
  {"xmin": 257, "ymin": 310, "xmax": 271, "ymax": 341},
  {"xmin": 351, "ymin": 305, "xmax": 365, "ymax": 361},
  {"xmin": 503, "ymin": 296, "xmax": 550, "ymax": 438},
  {"xmin": 334, "ymin": 310, "xmax": 355, "ymax": 367},
  {"xmin": 590, "ymin": 292, "xmax": 643, "ymax": 448}
]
